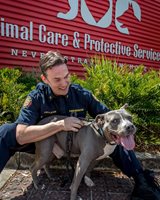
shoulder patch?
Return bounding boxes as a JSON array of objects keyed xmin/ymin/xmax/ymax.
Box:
[{"xmin": 23, "ymin": 96, "xmax": 32, "ymax": 108}]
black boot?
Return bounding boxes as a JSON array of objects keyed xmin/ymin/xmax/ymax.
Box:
[{"xmin": 131, "ymin": 170, "xmax": 160, "ymax": 200}]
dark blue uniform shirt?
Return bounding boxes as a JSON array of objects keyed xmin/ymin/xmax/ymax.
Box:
[{"xmin": 16, "ymin": 82, "xmax": 109, "ymax": 125}]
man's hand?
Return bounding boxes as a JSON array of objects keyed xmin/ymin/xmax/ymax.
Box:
[{"xmin": 61, "ymin": 117, "xmax": 84, "ymax": 132}]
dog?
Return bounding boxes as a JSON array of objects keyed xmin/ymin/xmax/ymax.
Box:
[{"xmin": 30, "ymin": 104, "xmax": 136, "ymax": 200}]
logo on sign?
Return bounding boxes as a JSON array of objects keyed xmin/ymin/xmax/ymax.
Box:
[{"xmin": 57, "ymin": 0, "xmax": 141, "ymax": 34}]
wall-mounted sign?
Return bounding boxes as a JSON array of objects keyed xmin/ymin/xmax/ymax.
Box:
[{"xmin": 0, "ymin": 0, "xmax": 159, "ymax": 76}]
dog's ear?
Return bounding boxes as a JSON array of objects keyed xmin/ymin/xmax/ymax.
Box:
[
  {"xmin": 120, "ymin": 103, "xmax": 129, "ymax": 110},
  {"xmin": 95, "ymin": 114, "xmax": 105, "ymax": 125}
]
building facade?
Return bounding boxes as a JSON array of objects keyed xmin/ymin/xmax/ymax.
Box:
[{"xmin": 0, "ymin": 0, "xmax": 160, "ymax": 76}]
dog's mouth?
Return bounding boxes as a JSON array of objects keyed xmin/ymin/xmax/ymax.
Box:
[{"xmin": 111, "ymin": 133, "xmax": 135, "ymax": 150}]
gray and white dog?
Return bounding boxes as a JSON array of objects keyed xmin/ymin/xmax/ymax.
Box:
[{"xmin": 30, "ymin": 104, "xmax": 136, "ymax": 200}]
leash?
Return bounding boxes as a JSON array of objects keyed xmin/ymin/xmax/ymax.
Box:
[
  {"xmin": 61, "ymin": 112, "xmax": 78, "ymax": 186},
  {"xmin": 65, "ymin": 131, "xmax": 75, "ymax": 181},
  {"xmin": 62, "ymin": 114, "xmax": 93, "ymax": 185},
  {"xmin": 60, "ymin": 130, "xmax": 75, "ymax": 187}
]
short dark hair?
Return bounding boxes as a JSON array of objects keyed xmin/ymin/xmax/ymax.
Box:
[{"xmin": 39, "ymin": 51, "xmax": 67, "ymax": 76}]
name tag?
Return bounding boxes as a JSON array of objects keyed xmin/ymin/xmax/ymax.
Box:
[
  {"xmin": 43, "ymin": 111, "xmax": 57, "ymax": 115},
  {"xmin": 69, "ymin": 108, "xmax": 84, "ymax": 113}
]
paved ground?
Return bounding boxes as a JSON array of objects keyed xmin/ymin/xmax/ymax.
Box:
[
  {"xmin": 0, "ymin": 168, "xmax": 135, "ymax": 200},
  {"xmin": 0, "ymin": 152, "xmax": 160, "ymax": 200}
]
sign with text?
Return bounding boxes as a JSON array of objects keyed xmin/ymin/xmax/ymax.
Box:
[{"xmin": 0, "ymin": 0, "xmax": 159, "ymax": 76}]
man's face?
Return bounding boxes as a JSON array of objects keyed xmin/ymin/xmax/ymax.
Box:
[{"xmin": 41, "ymin": 64, "xmax": 70, "ymax": 96}]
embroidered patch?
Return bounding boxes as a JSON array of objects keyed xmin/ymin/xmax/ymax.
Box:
[{"xmin": 23, "ymin": 96, "xmax": 32, "ymax": 108}]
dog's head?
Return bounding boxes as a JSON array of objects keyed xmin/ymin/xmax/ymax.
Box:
[{"xmin": 94, "ymin": 104, "xmax": 136, "ymax": 150}]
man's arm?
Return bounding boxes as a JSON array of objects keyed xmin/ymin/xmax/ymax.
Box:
[
  {"xmin": 16, "ymin": 117, "xmax": 83, "ymax": 145},
  {"xmin": 87, "ymin": 93, "xmax": 110, "ymax": 117}
]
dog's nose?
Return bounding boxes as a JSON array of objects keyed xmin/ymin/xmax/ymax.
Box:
[{"xmin": 126, "ymin": 124, "xmax": 135, "ymax": 131}]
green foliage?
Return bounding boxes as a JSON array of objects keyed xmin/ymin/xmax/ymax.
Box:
[
  {"xmin": 18, "ymin": 71, "xmax": 40, "ymax": 91},
  {"xmin": 0, "ymin": 68, "xmax": 37, "ymax": 121},
  {"xmin": 71, "ymin": 57, "xmax": 160, "ymax": 145},
  {"xmin": 0, "ymin": 63, "xmax": 159, "ymax": 146}
]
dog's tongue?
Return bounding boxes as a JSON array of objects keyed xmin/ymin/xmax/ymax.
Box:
[{"xmin": 119, "ymin": 135, "xmax": 135, "ymax": 150}]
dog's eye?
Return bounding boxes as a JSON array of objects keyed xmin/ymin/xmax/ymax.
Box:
[
  {"xmin": 127, "ymin": 116, "xmax": 132, "ymax": 122},
  {"xmin": 111, "ymin": 119, "xmax": 119, "ymax": 124}
]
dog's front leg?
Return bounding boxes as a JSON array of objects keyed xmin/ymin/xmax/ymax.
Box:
[
  {"xmin": 70, "ymin": 155, "xmax": 93, "ymax": 200},
  {"xmin": 84, "ymin": 159, "xmax": 100, "ymax": 187}
]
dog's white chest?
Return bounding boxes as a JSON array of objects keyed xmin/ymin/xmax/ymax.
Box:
[{"xmin": 96, "ymin": 143, "xmax": 117, "ymax": 161}]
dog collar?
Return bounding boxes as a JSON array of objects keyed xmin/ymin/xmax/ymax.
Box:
[
  {"xmin": 91, "ymin": 121, "xmax": 104, "ymax": 137},
  {"xmin": 91, "ymin": 122, "xmax": 116, "ymax": 145}
]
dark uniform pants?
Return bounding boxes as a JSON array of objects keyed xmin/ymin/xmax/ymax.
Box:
[
  {"xmin": 0, "ymin": 123, "xmax": 35, "ymax": 172},
  {"xmin": 0, "ymin": 123, "xmax": 143, "ymax": 177},
  {"xmin": 110, "ymin": 145, "xmax": 143, "ymax": 177}
]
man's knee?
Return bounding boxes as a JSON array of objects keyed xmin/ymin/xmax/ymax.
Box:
[
  {"xmin": 0, "ymin": 123, "xmax": 18, "ymax": 148},
  {"xmin": 110, "ymin": 145, "xmax": 143, "ymax": 177}
]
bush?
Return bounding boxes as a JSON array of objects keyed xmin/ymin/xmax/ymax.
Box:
[
  {"xmin": 0, "ymin": 63, "xmax": 159, "ymax": 146},
  {"xmin": 71, "ymin": 57, "xmax": 160, "ymax": 145},
  {"xmin": 0, "ymin": 68, "xmax": 37, "ymax": 121},
  {"xmin": 18, "ymin": 70, "xmax": 40, "ymax": 91}
]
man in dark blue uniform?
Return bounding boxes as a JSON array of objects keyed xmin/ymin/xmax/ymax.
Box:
[{"xmin": 0, "ymin": 51, "xmax": 159, "ymax": 200}]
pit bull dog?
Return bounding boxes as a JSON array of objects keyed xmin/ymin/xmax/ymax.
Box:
[{"xmin": 30, "ymin": 105, "xmax": 136, "ymax": 200}]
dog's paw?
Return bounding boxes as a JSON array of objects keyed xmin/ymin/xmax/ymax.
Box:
[{"xmin": 84, "ymin": 175, "xmax": 95, "ymax": 187}]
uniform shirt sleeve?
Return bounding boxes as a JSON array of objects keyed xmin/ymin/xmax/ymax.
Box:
[
  {"xmin": 16, "ymin": 91, "xmax": 40, "ymax": 126},
  {"xmin": 79, "ymin": 87, "xmax": 110, "ymax": 118},
  {"xmin": 87, "ymin": 93, "xmax": 110, "ymax": 118}
]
